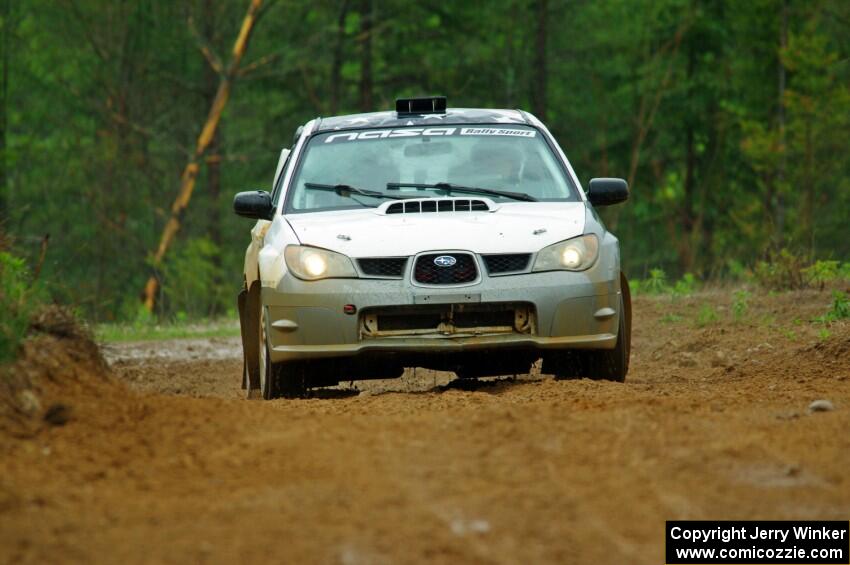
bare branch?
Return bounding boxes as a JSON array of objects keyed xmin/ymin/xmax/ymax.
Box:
[
  {"xmin": 187, "ymin": 15, "xmax": 223, "ymax": 74},
  {"xmin": 61, "ymin": 0, "xmax": 111, "ymax": 63},
  {"xmin": 107, "ymin": 111, "xmax": 192, "ymax": 158},
  {"xmin": 237, "ymin": 52, "xmax": 280, "ymax": 77}
]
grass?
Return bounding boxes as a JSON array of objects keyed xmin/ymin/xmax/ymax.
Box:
[
  {"xmin": 96, "ymin": 319, "xmax": 240, "ymax": 342},
  {"xmin": 695, "ymin": 304, "xmax": 719, "ymax": 327},
  {"xmin": 811, "ymin": 291, "xmax": 850, "ymax": 325},
  {"xmin": 780, "ymin": 328, "xmax": 798, "ymax": 341},
  {"xmin": 660, "ymin": 313, "xmax": 683, "ymax": 323},
  {"xmin": 731, "ymin": 290, "xmax": 750, "ymax": 321}
]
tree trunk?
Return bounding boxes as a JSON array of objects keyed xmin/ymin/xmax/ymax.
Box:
[
  {"xmin": 0, "ymin": 0, "xmax": 9, "ymax": 225},
  {"xmin": 142, "ymin": 0, "xmax": 263, "ymax": 312},
  {"xmin": 803, "ymin": 117, "xmax": 814, "ymax": 255},
  {"xmin": 531, "ymin": 0, "xmax": 547, "ymax": 120},
  {"xmin": 774, "ymin": 0, "xmax": 787, "ymax": 248},
  {"xmin": 678, "ymin": 37, "xmax": 697, "ymax": 273},
  {"xmin": 679, "ymin": 126, "xmax": 696, "ymax": 272},
  {"xmin": 329, "ymin": 0, "xmax": 350, "ymax": 115},
  {"xmin": 504, "ymin": 3, "xmax": 517, "ymax": 106},
  {"xmin": 358, "ymin": 0, "xmax": 372, "ymax": 112},
  {"xmin": 203, "ymin": 0, "xmax": 222, "ymax": 266},
  {"xmin": 608, "ymin": 22, "xmax": 687, "ymax": 232}
]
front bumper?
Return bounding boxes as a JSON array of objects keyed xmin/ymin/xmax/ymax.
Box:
[{"xmin": 261, "ymin": 262, "xmax": 621, "ymax": 363}]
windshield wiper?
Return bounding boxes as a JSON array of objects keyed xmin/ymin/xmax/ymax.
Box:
[
  {"xmin": 386, "ymin": 182, "xmax": 537, "ymax": 202},
  {"xmin": 304, "ymin": 182, "xmax": 403, "ymax": 200}
]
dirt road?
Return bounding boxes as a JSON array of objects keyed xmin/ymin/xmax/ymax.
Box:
[{"xmin": 2, "ymin": 290, "xmax": 849, "ymax": 564}]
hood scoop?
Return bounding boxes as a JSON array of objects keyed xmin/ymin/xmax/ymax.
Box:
[{"xmin": 378, "ymin": 197, "xmax": 497, "ymax": 215}]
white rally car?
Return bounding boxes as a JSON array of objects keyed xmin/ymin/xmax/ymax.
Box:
[{"xmin": 234, "ymin": 97, "xmax": 631, "ymax": 399}]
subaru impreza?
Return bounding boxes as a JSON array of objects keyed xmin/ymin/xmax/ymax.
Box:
[{"xmin": 234, "ymin": 97, "xmax": 631, "ymax": 398}]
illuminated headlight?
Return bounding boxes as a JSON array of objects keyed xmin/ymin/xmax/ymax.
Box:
[
  {"xmin": 284, "ymin": 245, "xmax": 357, "ymax": 281},
  {"xmin": 532, "ymin": 234, "xmax": 599, "ymax": 272}
]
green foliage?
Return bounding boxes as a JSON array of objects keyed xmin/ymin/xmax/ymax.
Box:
[
  {"xmin": 802, "ymin": 260, "xmax": 841, "ymax": 289},
  {"xmin": 3, "ymin": 0, "xmax": 850, "ymax": 321},
  {"xmin": 632, "ymin": 269, "xmax": 699, "ymax": 299},
  {"xmin": 826, "ymin": 291, "xmax": 850, "ymax": 321},
  {"xmin": 731, "ymin": 290, "xmax": 750, "ymax": 321},
  {"xmin": 158, "ymin": 238, "xmax": 230, "ymax": 320},
  {"xmin": 633, "ymin": 268, "xmax": 670, "ymax": 295},
  {"xmin": 695, "ymin": 304, "xmax": 719, "ymax": 327},
  {"xmin": 646, "ymin": 269, "xmax": 668, "ymax": 294},
  {"xmin": 753, "ymin": 250, "xmax": 807, "ymax": 290},
  {"xmin": 754, "ymin": 256, "xmax": 850, "ymax": 291},
  {"xmin": 0, "ymin": 252, "xmax": 44, "ymax": 362},
  {"xmin": 672, "ymin": 273, "xmax": 698, "ymax": 297},
  {"xmin": 811, "ymin": 291, "xmax": 849, "ymax": 324}
]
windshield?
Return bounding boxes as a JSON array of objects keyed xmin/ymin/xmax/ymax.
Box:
[{"xmin": 285, "ymin": 125, "xmax": 578, "ymax": 212}]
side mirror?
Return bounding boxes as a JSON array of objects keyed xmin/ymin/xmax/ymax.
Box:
[
  {"xmin": 587, "ymin": 178, "xmax": 629, "ymax": 207},
  {"xmin": 233, "ymin": 190, "xmax": 274, "ymax": 220}
]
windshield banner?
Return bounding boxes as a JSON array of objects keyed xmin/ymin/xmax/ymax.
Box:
[{"xmin": 324, "ymin": 127, "xmax": 537, "ymax": 144}]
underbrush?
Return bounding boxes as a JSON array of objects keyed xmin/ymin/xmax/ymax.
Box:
[
  {"xmin": 754, "ymin": 252, "xmax": 850, "ymax": 291},
  {"xmin": 0, "ymin": 250, "xmax": 47, "ymax": 363},
  {"xmin": 630, "ymin": 258, "xmax": 848, "ymax": 333},
  {"xmin": 630, "ymin": 255, "xmax": 849, "ymax": 299}
]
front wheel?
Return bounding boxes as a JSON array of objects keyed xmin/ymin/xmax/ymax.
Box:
[
  {"xmin": 585, "ymin": 294, "xmax": 630, "ymax": 382},
  {"xmin": 258, "ymin": 306, "xmax": 277, "ymax": 399},
  {"xmin": 544, "ymin": 294, "xmax": 630, "ymax": 382}
]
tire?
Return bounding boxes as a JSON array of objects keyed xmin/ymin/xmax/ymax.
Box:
[
  {"xmin": 586, "ymin": 294, "xmax": 630, "ymax": 382},
  {"xmin": 277, "ymin": 363, "xmax": 307, "ymax": 399},
  {"xmin": 546, "ymin": 350, "xmax": 585, "ymax": 380},
  {"xmin": 258, "ymin": 306, "xmax": 278, "ymax": 399}
]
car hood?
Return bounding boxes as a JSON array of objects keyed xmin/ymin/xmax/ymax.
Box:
[{"xmin": 284, "ymin": 202, "xmax": 587, "ymax": 257}]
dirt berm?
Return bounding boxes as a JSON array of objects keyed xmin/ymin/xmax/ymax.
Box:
[{"xmin": 1, "ymin": 291, "xmax": 849, "ymax": 564}]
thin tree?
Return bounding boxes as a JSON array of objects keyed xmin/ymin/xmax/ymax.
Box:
[
  {"xmin": 774, "ymin": 0, "xmax": 787, "ymax": 248},
  {"xmin": 202, "ymin": 0, "xmax": 222, "ymax": 268},
  {"xmin": 358, "ymin": 0, "xmax": 372, "ymax": 112},
  {"xmin": 330, "ymin": 0, "xmax": 350, "ymax": 115},
  {"xmin": 0, "ymin": 0, "xmax": 9, "ymax": 225},
  {"xmin": 531, "ymin": 0, "xmax": 547, "ymax": 120},
  {"xmin": 142, "ymin": 0, "xmax": 263, "ymax": 312}
]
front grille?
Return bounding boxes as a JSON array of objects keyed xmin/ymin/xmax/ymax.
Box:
[
  {"xmin": 358, "ymin": 257, "xmax": 407, "ymax": 278},
  {"xmin": 413, "ymin": 253, "xmax": 478, "ymax": 285},
  {"xmin": 482, "ymin": 253, "xmax": 531, "ymax": 275}
]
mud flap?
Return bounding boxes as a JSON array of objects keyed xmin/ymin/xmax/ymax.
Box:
[
  {"xmin": 620, "ymin": 271, "xmax": 632, "ymax": 373},
  {"xmin": 237, "ymin": 282, "xmax": 261, "ymax": 391}
]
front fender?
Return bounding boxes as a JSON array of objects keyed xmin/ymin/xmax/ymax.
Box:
[{"xmin": 244, "ymin": 220, "xmax": 272, "ymax": 288}]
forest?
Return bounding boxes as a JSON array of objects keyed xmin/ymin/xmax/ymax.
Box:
[{"xmin": 1, "ymin": 0, "xmax": 849, "ymax": 323}]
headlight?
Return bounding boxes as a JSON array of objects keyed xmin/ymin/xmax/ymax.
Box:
[
  {"xmin": 532, "ymin": 234, "xmax": 599, "ymax": 272},
  {"xmin": 284, "ymin": 245, "xmax": 357, "ymax": 281}
]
